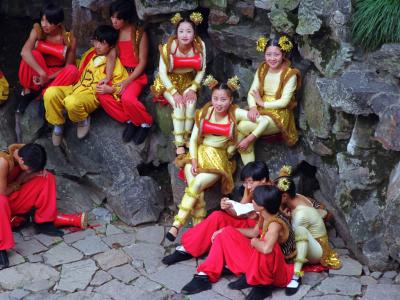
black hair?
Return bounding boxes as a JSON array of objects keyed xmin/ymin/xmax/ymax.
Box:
[
  {"xmin": 264, "ymin": 35, "xmax": 292, "ymax": 54},
  {"xmin": 274, "ymin": 176, "xmax": 296, "ymax": 198},
  {"xmin": 93, "ymin": 25, "xmax": 119, "ymax": 47},
  {"xmin": 253, "ymin": 185, "xmax": 281, "ymax": 215},
  {"xmin": 19, "ymin": 143, "xmax": 47, "ymax": 172},
  {"xmin": 175, "ymin": 13, "xmax": 197, "ymax": 35},
  {"xmin": 211, "ymin": 83, "xmax": 234, "ymax": 98},
  {"xmin": 109, "ymin": 0, "xmax": 137, "ymax": 23},
  {"xmin": 240, "ymin": 161, "xmax": 270, "ymax": 181},
  {"xmin": 40, "ymin": 3, "xmax": 64, "ymax": 25}
]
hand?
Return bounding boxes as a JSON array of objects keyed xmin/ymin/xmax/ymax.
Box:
[
  {"xmin": 236, "ymin": 136, "xmax": 252, "ymax": 152},
  {"xmin": 250, "ymin": 90, "xmax": 263, "ymax": 106},
  {"xmin": 220, "ymin": 197, "xmax": 232, "ymax": 210},
  {"xmin": 247, "ymin": 106, "xmax": 260, "ymax": 122},
  {"xmin": 173, "ymin": 93, "xmax": 185, "ymax": 109},
  {"xmin": 281, "ymin": 206, "xmax": 292, "ymax": 218},
  {"xmin": 250, "ymin": 237, "xmax": 258, "ymax": 247},
  {"xmin": 211, "ymin": 228, "xmax": 224, "ymax": 243},
  {"xmin": 183, "ymin": 89, "xmax": 197, "ymax": 104},
  {"xmin": 33, "ymin": 70, "xmax": 49, "ymax": 86},
  {"xmin": 96, "ymin": 83, "xmax": 114, "ymax": 94},
  {"xmin": 117, "ymin": 79, "xmax": 130, "ymax": 95},
  {"xmin": 191, "ymin": 159, "xmax": 198, "ymax": 176}
]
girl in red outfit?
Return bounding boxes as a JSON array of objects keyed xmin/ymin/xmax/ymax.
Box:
[
  {"xmin": 181, "ymin": 185, "xmax": 295, "ymax": 300},
  {"xmin": 96, "ymin": 0, "xmax": 153, "ymax": 145},
  {"xmin": 17, "ymin": 3, "xmax": 79, "ymax": 113}
]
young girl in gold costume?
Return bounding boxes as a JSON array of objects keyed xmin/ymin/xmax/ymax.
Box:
[
  {"xmin": 276, "ymin": 175, "xmax": 341, "ymax": 296},
  {"xmin": 166, "ymin": 75, "xmax": 269, "ymax": 241},
  {"xmin": 151, "ymin": 12, "xmax": 206, "ymax": 156},
  {"xmin": 238, "ymin": 35, "xmax": 301, "ymax": 164}
]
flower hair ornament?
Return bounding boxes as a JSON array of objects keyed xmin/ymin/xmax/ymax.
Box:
[
  {"xmin": 171, "ymin": 13, "xmax": 183, "ymax": 25},
  {"xmin": 256, "ymin": 36, "xmax": 268, "ymax": 52},
  {"xmin": 277, "ymin": 177, "xmax": 291, "ymax": 192},
  {"xmin": 279, "ymin": 165, "xmax": 292, "ymax": 177},
  {"xmin": 278, "ymin": 35, "xmax": 293, "ymax": 53},
  {"xmin": 203, "ymin": 75, "xmax": 241, "ymax": 92},
  {"xmin": 190, "ymin": 12, "xmax": 203, "ymax": 26}
]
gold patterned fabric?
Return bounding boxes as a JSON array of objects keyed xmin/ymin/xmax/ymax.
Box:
[
  {"xmin": 197, "ymin": 144, "xmax": 234, "ymax": 194},
  {"xmin": 316, "ymin": 235, "xmax": 342, "ymax": 269},
  {"xmin": 260, "ymin": 94, "xmax": 298, "ymax": 146},
  {"xmin": 150, "ymin": 72, "xmax": 195, "ymax": 98}
]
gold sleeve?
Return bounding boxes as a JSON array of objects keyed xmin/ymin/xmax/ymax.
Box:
[
  {"xmin": 185, "ymin": 41, "xmax": 206, "ymax": 93},
  {"xmin": 235, "ymin": 108, "xmax": 268, "ymax": 138},
  {"xmin": 158, "ymin": 47, "xmax": 177, "ymax": 95},
  {"xmin": 189, "ymin": 123, "xmax": 199, "ymax": 160},
  {"xmin": 247, "ymin": 67, "xmax": 260, "ymax": 109},
  {"xmin": 263, "ymin": 74, "xmax": 297, "ymax": 109}
]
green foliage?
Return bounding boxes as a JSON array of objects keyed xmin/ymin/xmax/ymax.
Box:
[{"xmin": 351, "ymin": 0, "xmax": 400, "ymax": 51}]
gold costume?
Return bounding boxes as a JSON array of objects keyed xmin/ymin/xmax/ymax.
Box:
[
  {"xmin": 239, "ymin": 59, "xmax": 300, "ymax": 163},
  {"xmin": 0, "ymin": 71, "xmax": 9, "ymax": 103},
  {"xmin": 173, "ymin": 102, "xmax": 268, "ymax": 228},
  {"xmin": 292, "ymin": 205, "xmax": 341, "ymax": 276},
  {"xmin": 151, "ymin": 36, "xmax": 206, "ymax": 147}
]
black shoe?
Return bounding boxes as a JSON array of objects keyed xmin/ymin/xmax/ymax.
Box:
[
  {"xmin": 162, "ymin": 250, "xmax": 193, "ymax": 265},
  {"xmin": 246, "ymin": 286, "xmax": 272, "ymax": 300},
  {"xmin": 222, "ymin": 266, "xmax": 234, "ymax": 276},
  {"xmin": 34, "ymin": 222, "xmax": 64, "ymax": 237},
  {"xmin": 285, "ymin": 276, "xmax": 301, "ymax": 296},
  {"xmin": 132, "ymin": 126, "xmax": 150, "ymax": 145},
  {"xmin": 122, "ymin": 123, "xmax": 138, "ymax": 143},
  {"xmin": 228, "ymin": 274, "xmax": 250, "ymax": 290},
  {"xmin": 0, "ymin": 250, "xmax": 9, "ymax": 270},
  {"xmin": 181, "ymin": 274, "xmax": 212, "ymax": 295},
  {"xmin": 15, "ymin": 91, "xmax": 38, "ymax": 113}
]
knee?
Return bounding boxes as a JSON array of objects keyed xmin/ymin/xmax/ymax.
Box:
[
  {"xmin": 237, "ymin": 121, "xmax": 249, "ymax": 133},
  {"xmin": 294, "ymin": 226, "xmax": 309, "ymax": 240},
  {"xmin": 44, "ymin": 87, "xmax": 60, "ymax": 106},
  {"xmin": 64, "ymin": 96, "xmax": 79, "ymax": 113},
  {"xmin": 209, "ymin": 210, "xmax": 227, "ymax": 221}
]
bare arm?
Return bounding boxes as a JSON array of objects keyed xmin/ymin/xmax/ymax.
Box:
[
  {"xmin": 104, "ymin": 47, "xmax": 117, "ymax": 82},
  {"xmin": 65, "ymin": 34, "xmax": 77, "ymax": 65},
  {"xmin": 237, "ymin": 223, "xmax": 259, "ymax": 238},
  {"xmin": 126, "ymin": 31, "xmax": 148, "ymax": 82},
  {"xmin": 20, "ymin": 28, "xmax": 46, "ymax": 76},
  {"xmin": 251, "ymin": 222, "xmax": 281, "ymax": 254}
]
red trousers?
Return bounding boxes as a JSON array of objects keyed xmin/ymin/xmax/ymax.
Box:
[
  {"xmin": 97, "ymin": 73, "xmax": 153, "ymax": 126},
  {"xmin": 197, "ymin": 226, "xmax": 294, "ymax": 286},
  {"xmin": 0, "ymin": 171, "xmax": 57, "ymax": 250},
  {"xmin": 181, "ymin": 211, "xmax": 257, "ymax": 257},
  {"xmin": 18, "ymin": 50, "xmax": 79, "ymax": 94}
]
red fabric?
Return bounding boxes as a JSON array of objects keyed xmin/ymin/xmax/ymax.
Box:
[
  {"xmin": 118, "ymin": 40, "xmax": 138, "ymax": 67},
  {"xmin": 181, "ymin": 211, "xmax": 257, "ymax": 257},
  {"xmin": 197, "ymin": 226, "xmax": 294, "ymax": 285},
  {"xmin": 0, "ymin": 171, "xmax": 57, "ymax": 250},
  {"xmin": 302, "ymin": 264, "xmax": 329, "ymax": 273},
  {"xmin": 18, "ymin": 50, "xmax": 79, "ymax": 94},
  {"xmin": 97, "ymin": 73, "xmax": 153, "ymax": 126},
  {"xmin": 0, "ymin": 195, "xmax": 14, "ymax": 250}
]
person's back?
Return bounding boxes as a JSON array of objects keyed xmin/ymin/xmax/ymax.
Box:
[{"xmin": 291, "ymin": 204, "xmax": 327, "ymax": 239}]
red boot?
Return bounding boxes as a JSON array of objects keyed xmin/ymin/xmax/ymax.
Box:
[{"xmin": 53, "ymin": 212, "xmax": 88, "ymax": 229}]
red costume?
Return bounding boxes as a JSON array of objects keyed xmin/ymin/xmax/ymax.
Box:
[
  {"xmin": 18, "ymin": 24, "xmax": 79, "ymax": 95},
  {"xmin": 181, "ymin": 211, "xmax": 257, "ymax": 257},
  {"xmin": 197, "ymin": 226, "xmax": 294, "ymax": 286},
  {"xmin": 97, "ymin": 32, "xmax": 153, "ymax": 126}
]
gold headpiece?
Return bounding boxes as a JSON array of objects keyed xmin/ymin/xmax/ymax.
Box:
[
  {"xmin": 278, "ymin": 35, "xmax": 293, "ymax": 52},
  {"xmin": 277, "ymin": 178, "xmax": 291, "ymax": 192},
  {"xmin": 227, "ymin": 76, "xmax": 240, "ymax": 91},
  {"xmin": 190, "ymin": 12, "xmax": 203, "ymax": 26},
  {"xmin": 256, "ymin": 36, "xmax": 268, "ymax": 52},
  {"xmin": 171, "ymin": 13, "xmax": 183, "ymax": 25},
  {"xmin": 279, "ymin": 165, "xmax": 292, "ymax": 177},
  {"xmin": 203, "ymin": 75, "xmax": 219, "ymax": 89}
]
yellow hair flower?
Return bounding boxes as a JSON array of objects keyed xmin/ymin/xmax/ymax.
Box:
[
  {"xmin": 278, "ymin": 35, "xmax": 293, "ymax": 53},
  {"xmin": 256, "ymin": 36, "xmax": 268, "ymax": 52},
  {"xmin": 277, "ymin": 178, "xmax": 291, "ymax": 192},
  {"xmin": 171, "ymin": 13, "xmax": 183, "ymax": 26},
  {"xmin": 190, "ymin": 12, "xmax": 203, "ymax": 26},
  {"xmin": 279, "ymin": 165, "xmax": 292, "ymax": 177},
  {"xmin": 203, "ymin": 75, "xmax": 219, "ymax": 89},
  {"xmin": 227, "ymin": 75, "xmax": 240, "ymax": 91}
]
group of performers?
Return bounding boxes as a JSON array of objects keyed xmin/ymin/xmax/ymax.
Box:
[{"xmin": 0, "ymin": 1, "xmax": 343, "ymax": 298}]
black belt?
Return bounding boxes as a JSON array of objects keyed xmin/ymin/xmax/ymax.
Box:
[{"xmin": 125, "ymin": 66, "xmax": 135, "ymax": 73}]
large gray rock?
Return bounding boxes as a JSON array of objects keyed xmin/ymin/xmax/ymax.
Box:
[
  {"xmin": 135, "ymin": 0, "xmax": 198, "ymax": 20},
  {"xmin": 367, "ymin": 44, "xmax": 400, "ymax": 79},
  {"xmin": 296, "ymin": 0, "xmax": 322, "ymax": 35}
]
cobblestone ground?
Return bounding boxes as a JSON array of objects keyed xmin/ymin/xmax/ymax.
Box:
[{"xmin": 0, "ymin": 210, "xmax": 399, "ymax": 300}]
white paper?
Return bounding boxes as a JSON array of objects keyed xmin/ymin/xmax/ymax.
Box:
[{"xmin": 227, "ymin": 200, "xmax": 254, "ymax": 216}]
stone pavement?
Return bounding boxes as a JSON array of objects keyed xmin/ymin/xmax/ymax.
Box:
[{"xmin": 0, "ymin": 210, "xmax": 399, "ymax": 300}]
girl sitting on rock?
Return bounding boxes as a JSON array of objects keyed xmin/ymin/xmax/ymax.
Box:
[
  {"xmin": 166, "ymin": 75, "xmax": 269, "ymax": 241},
  {"xmin": 151, "ymin": 12, "xmax": 206, "ymax": 156},
  {"xmin": 238, "ymin": 35, "xmax": 301, "ymax": 165}
]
